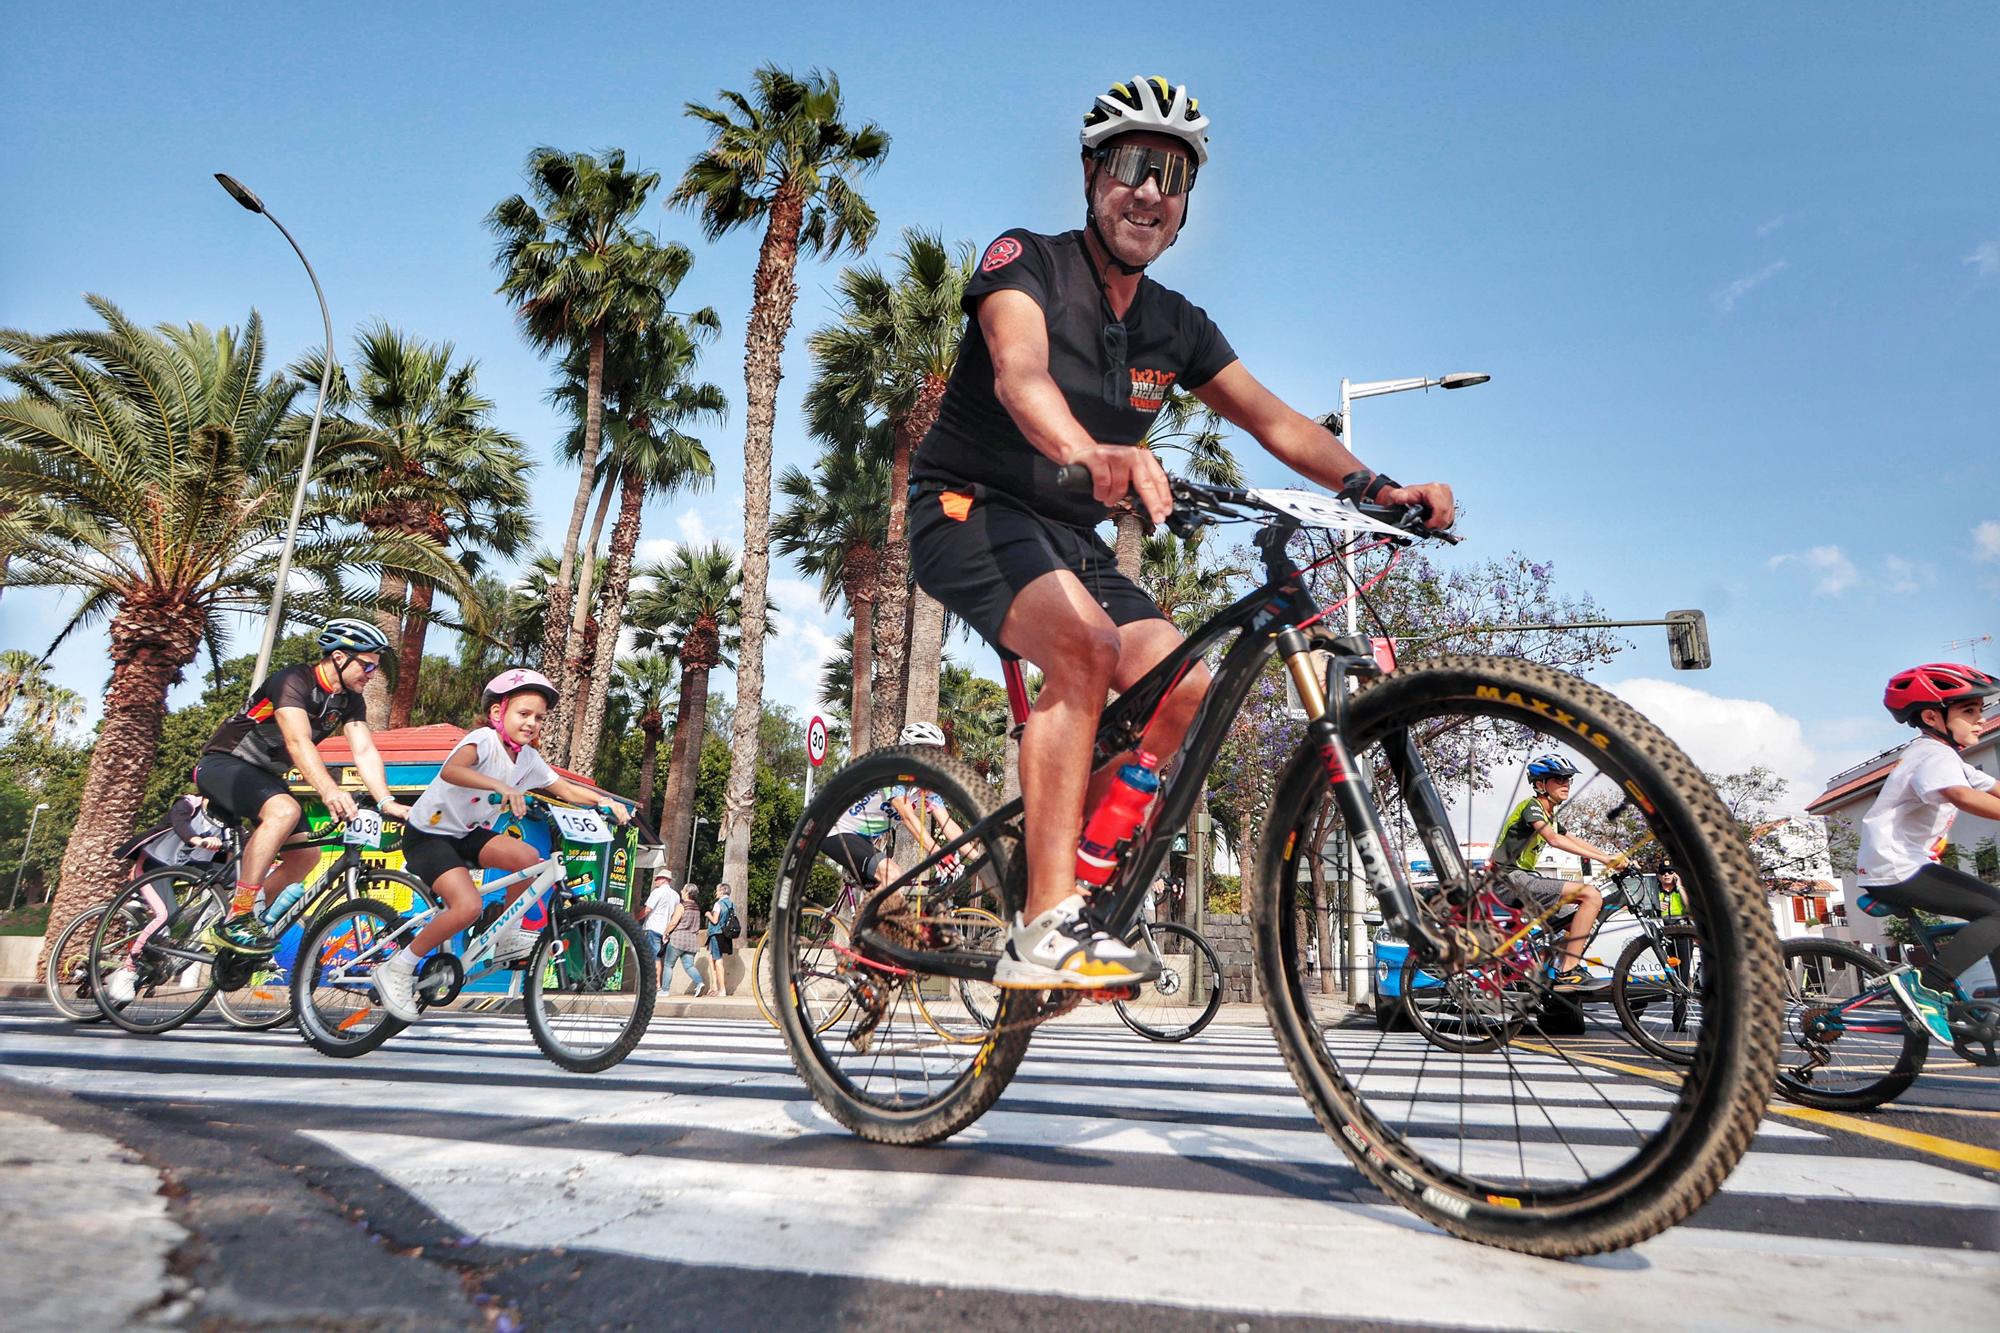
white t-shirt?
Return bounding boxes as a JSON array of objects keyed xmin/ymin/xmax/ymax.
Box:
[
  {"xmin": 643, "ymin": 883, "xmax": 681, "ymax": 934},
  {"xmin": 1856, "ymin": 736, "xmax": 1996, "ymax": 885},
  {"xmin": 406, "ymin": 727, "xmax": 559, "ymax": 838}
]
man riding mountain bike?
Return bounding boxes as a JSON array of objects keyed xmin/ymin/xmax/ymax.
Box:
[
  {"xmin": 908, "ymin": 76, "xmax": 1454, "ymax": 990},
  {"xmin": 190, "ymin": 618, "xmax": 410, "ymax": 953}
]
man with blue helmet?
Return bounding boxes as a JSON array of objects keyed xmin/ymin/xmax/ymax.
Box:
[{"xmin": 1493, "ymin": 755, "xmax": 1630, "ymax": 988}]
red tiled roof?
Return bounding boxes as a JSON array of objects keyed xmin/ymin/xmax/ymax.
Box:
[{"xmin": 318, "ymin": 724, "xmax": 602, "ymax": 790}]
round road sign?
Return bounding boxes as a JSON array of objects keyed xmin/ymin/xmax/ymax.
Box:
[{"xmin": 807, "ymin": 714, "xmax": 828, "ymax": 767}]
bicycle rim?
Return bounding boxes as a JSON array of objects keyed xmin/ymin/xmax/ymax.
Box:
[
  {"xmin": 1114, "ymin": 923, "xmax": 1224, "ymax": 1042},
  {"xmin": 1611, "ymin": 924, "xmax": 1706, "ymax": 1065},
  {"xmin": 1773, "ymin": 937, "xmax": 1926, "ymax": 1110},
  {"xmin": 915, "ymin": 907, "xmax": 1007, "ymax": 1043},
  {"xmin": 756, "ymin": 909, "xmax": 854, "ymax": 1034},
  {"xmin": 1256, "ymin": 654, "xmax": 1780, "ymax": 1255},
  {"xmin": 293, "ymin": 899, "xmax": 406, "ymax": 1057},
  {"xmin": 44, "ymin": 904, "xmax": 111, "ymax": 1023},
  {"xmin": 89, "ymin": 874, "xmax": 223, "ymax": 1034},
  {"xmin": 524, "ymin": 902, "xmax": 657, "ymax": 1073},
  {"xmin": 773, "ymin": 746, "xmax": 1035, "ymax": 1143}
]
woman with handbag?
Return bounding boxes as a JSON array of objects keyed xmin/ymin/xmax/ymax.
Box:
[{"xmin": 706, "ymin": 882, "xmax": 740, "ymax": 998}]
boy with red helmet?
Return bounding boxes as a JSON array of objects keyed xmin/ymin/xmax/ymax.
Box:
[
  {"xmin": 1857, "ymin": 662, "xmax": 2000, "ymax": 1045},
  {"xmin": 372, "ymin": 668, "xmax": 632, "ymax": 1023}
]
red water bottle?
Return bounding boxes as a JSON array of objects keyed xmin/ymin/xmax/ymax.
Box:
[{"xmin": 1075, "ymin": 751, "xmax": 1162, "ymax": 887}]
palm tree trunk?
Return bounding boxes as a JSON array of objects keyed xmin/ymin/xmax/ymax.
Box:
[
  {"xmin": 540, "ymin": 326, "xmax": 608, "ymax": 687},
  {"xmin": 38, "ymin": 601, "xmax": 204, "ymax": 980},
  {"xmin": 571, "ymin": 465, "xmax": 646, "ymax": 773},
  {"xmin": 718, "ymin": 189, "xmax": 804, "ymax": 900},
  {"xmin": 1114, "ymin": 510, "xmax": 1145, "ymax": 583},
  {"xmin": 637, "ymin": 717, "xmax": 663, "ymax": 815},
  {"xmin": 366, "ymin": 570, "xmax": 408, "ymax": 729},
  {"xmin": 660, "ymin": 662, "xmax": 713, "ymax": 884},
  {"xmin": 869, "ymin": 413, "xmax": 922, "ymax": 749},
  {"xmin": 548, "ymin": 466, "xmax": 616, "ymax": 766},
  {"xmin": 905, "ymin": 589, "xmax": 947, "ymax": 728},
  {"xmin": 389, "ymin": 582, "xmax": 433, "ymax": 729},
  {"xmin": 849, "ymin": 595, "xmax": 874, "ymax": 759}
]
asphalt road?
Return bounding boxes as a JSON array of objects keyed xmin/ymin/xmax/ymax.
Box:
[{"xmin": 1, "ymin": 998, "xmax": 1994, "ymax": 1331}]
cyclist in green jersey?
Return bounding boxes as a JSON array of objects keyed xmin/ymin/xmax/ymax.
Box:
[{"xmin": 1494, "ymin": 755, "xmax": 1630, "ymax": 987}]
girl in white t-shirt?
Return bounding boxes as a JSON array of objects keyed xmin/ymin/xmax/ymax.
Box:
[
  {"xmin": 1857, "ymin": 662, "xmax": 2000, "ymax": 1047},
  {"xmin": 373, "ymin": 668, "xmax": 631, "ymax": 1023}
]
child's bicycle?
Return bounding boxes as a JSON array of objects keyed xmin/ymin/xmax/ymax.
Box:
[
  {"xmin": 766, "ymin": 468, "xmax": 1781, "ymax": 1256},
  {"xmin": 78, "ymin": 804, "xmax": 435, "ymax": 1035},
  {"xmin": 1772, "ymin": 892, "xmax": 2000, "ymax": 1110},
  {"xmin": 291, "ymin": 796, "xmax": 658, "ymax": 1073}
]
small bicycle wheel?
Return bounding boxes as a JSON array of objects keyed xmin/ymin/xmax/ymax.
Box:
[
  {"xmin": 88, "ymin": 872, "xmax": 224, "ymax": 1035},
  {"xmin": 523, "ymin": 900, "xmax": 658, "ymax": 1073},
  {"xmin": 915, "ymin": 906, "xmax": 1007, "ymax": 1043},
  {"xmin": 292, "ymin": 899, "xmax": 408, "ymax": 1058},
  {"xmin": 1611, "ymin": 923, "xmax": 1706, "ymax": 1066},
  {"xmin": 214, "ymin": 962, "xmax": 293, "ymax": 1030},
  {"xmin": 1773, "ymin": 937, "xmax": 1926, "ymax": 1111},
  {"xmin": 1397, "ymin": 951, "xmax": 1529, "ymax": 1055},
  {"xmin": 755, "ymin": 908, "xmax": 853, "ymax": 1034},
  {"xmin": 772, "ymin": 745, "xmax": 1037, "ymax": 1145},
  {"xmin": 1115, "ymin": 922, "xmax": 1225, "ymax": 1042},
  {"xmin": 44, "ymin": 903, "xmax": 111, "ymax": 1023},
  {"xmin": 1255, "ymin": 654, "xmax": 1781, "ymax": 1257}
]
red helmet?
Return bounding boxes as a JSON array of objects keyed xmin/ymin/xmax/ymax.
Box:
[{"xmin": 1883, "ymin": 662, "xmax": 2000, "ymax": 724}]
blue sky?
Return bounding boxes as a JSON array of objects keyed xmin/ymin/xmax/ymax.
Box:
[{"xmin": 3, "ymin": 2, "xmax": 1995, "ymax": 806}]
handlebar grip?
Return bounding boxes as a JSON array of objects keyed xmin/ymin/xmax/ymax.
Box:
[{"xmin": 1053, "ymin": 463, "xmax": 1093, "ymax": 494}]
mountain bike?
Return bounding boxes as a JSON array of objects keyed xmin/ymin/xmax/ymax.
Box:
[
  {"xmin": 1113, "ymin": 914, "xmax": 1223, "ymax": 1042},
  {"xmin": 84, "ymin": 806, "xmax": 435, "ymax": 1035},
  {"xmin": 768, "ymin": 469, "xmax": 1780, "ymax": 1256},
  {"xmin": 1772, "ymin": 892, "xmax": 2000, "ymax": 1110},
  {"xmin": 292, "ymin": 797, "xmax": 657, "ymax": 1073}
]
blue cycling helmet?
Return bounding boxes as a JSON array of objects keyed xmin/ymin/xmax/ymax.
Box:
[
  {"xmin": 1525, "ymin": 755, "xmax": 1580, "ymax": 782},
  {"xmin": 317, "ymin": 617, "xmax": 391, "ymax": 655}
]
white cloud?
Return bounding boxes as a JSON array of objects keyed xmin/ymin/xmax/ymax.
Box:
[
  {"xmin": 1755, "ymin": 213, "xmax": 1792, "ymax": 238},
  {"xmin": 1767, "ymin": 544, "xmax": 1858, "ymax": 596},
  {"xmin": 764, "ymin": 576, "xmax": 846, "ymax": 713},
  {"xmin": 1608, "ymin": 678, "xmax": 1824, "ymax": 809},
  {"xmin": 1881, "ymin": 554, "xmax": 1922, "ymax": 595},
  {"xmin": 1975, "ymin": 520, "xmax": 2000, "ymax": 562},
  {"xmin": 633, "ymin": 536, "xmax": 680, "ymax": 570},
  {"xmin": 1966, "ymin": 240, "xmax": 2000, "ymax": 279},
  {"xmin": 1714, "ymin": 259, "xmax": 1788, "ymax": 312}
]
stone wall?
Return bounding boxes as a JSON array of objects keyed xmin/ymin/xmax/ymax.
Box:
[{"xmin": 1201, "ymin": 912, "xmax": 1255, "ymax": 1004}]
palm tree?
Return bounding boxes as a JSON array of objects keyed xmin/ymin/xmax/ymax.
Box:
[
  {"xmin": 627, "ymin": 543, "xmax": 748, "ymax": 883},
  {"xmin": 0, "ymin": 650, "xmax": 52, "ymax": 724},
  {"xmin": 1118, "ymin": 390, "xmax": 1242, "ymax": 579},
  {"xmin": 803, "ymin": 228, "xmax": 973, "ymax": 743},
  {"xmin": 304, "ymin": 324, "xmax": 533, "ymax": 729},
  {"xmin": 488, "ymin": 147, "xmax": 691, "ymax": 701},
  {"xmin": 937, "ymin": 662, "xmax": 1010, "ymax": 789},
  {"xmin": 1140, "ymin": 528, "xmax": 1247, "ymax": 632},
  {"xmin": 0, "ymin": 651, "xmax": 85, "ymax": 742},
  {"xmin": 568, "ymin": 319, "xmax": 728, "ymax": 768},
  {"xmin": 773, "ymin": 422, "xmax": 891, "ymax": 751},
  {"xmin": 0, "ymin": 297, "xmax": 458, "ymax": 964},
  {"xmin": 670, "ymin": 64, "xmax": 888, "ymax": 896},
  {"xmin": 617, "ymin": 651, "xmax": 679, "ymax": 816}
]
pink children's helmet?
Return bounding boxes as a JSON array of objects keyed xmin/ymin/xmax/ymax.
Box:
[{"xmin": 482, "ymin": 667, "xmax": 558, "ymax": 711}]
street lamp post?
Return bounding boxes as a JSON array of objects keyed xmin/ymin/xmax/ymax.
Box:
[
  {"xmin": 215, "ymin": 173, "xmax": 337, "ymax": 688},
  {"xmin": 9, "ymin": 802, "xmax": 51, "ymax": 912},
  {"xmin": 1333, "ymin": 371, "xmax": 1490, "ymax": 1003},
  {"xmin": 687, "ymin": 816, "xmax": 708, "ymax": 880}
]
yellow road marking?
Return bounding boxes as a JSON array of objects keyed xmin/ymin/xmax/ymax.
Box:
[{"xmin": 1517, "ymin": 1039, "xmax": 2000, "ymax": 1171}]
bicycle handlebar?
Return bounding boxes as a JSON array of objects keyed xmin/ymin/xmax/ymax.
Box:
[{"xmin": 1050, "ymin": 463, "xmax": 1453, "ymax": 542}]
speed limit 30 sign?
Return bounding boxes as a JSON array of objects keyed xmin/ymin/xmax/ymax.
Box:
[{"xmin": 807, "ymin": 714, "xmax": 829, "ymax": 767}]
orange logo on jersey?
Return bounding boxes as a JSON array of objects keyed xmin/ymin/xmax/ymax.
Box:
[{"xmin": 1127, "ymin": 367, "xmax": 1176, "ymax": 411}]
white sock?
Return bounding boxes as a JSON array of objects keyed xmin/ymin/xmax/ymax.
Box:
[{"xmin": 391, "ymin": 947, "xmax": 421, "ymax": 969}]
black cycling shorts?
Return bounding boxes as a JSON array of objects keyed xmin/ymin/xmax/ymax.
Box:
[
  {"xmin": 908, "ymin": 482, "xmax": 1166, "ymax": 648},
  {"xmin": 1862, "ymin": 863, "xmax": 2000, "ymax": 985},
  {"xmin": 824, "ymin": 833, "xmax": 884, "ymax": 883},
  {"xmin": 400, "ymin": 827, "xmax": 499, "ymax": 887},
  {"xmin": 195, "ymin": 754, "xmax": 309, "ymax": 836}
]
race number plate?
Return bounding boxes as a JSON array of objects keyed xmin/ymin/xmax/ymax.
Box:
[
  {"xmin": 551, "ymin": 807, "xmax": 612, "ymax": 845},
  {"xmin": 343, "ymin": 809, "xmax": 384, "ymax": 848}
]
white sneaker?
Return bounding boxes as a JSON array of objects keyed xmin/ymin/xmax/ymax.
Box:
[
  {"xmin": 492, "ymin": 923, "xmax": 539, "ymax": 964},
  {"xmin": 373, "ymin": 954, "xmax": 422, "ymax": 1024},
  {"xmin": 103, "ymin": 964, "xmax": 138, "ymax": 1007},
  {"xmin": 993, "ymin": 895, "xmax": 1159, "ymax": 990}
]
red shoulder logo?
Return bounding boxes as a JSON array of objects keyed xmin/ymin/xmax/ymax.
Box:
[{"xmin": 980, "ymin": 237, "xmax": 1023, "ymax": 273}]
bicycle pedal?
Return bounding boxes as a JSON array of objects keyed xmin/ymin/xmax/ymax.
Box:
[{"xmin": 1085, "ymin": 986, "xmax": 1140, "ymax": 1004}]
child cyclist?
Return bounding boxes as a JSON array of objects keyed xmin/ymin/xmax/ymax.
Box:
[
  {"xmin": 372, "ymin": 668, "xmax": 631, "ymax": 1023},
  {"xmin": 1858, "ymin": 663, "xmax": 2000, "ymax": 1046}
]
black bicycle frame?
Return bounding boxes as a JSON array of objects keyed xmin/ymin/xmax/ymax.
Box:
[{"xmin": 848, "ymin": 520, "xmax": 1458, "ymax": 980}]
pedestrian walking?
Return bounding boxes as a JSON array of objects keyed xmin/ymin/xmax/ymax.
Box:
[
  {"xmin": 706, "ymin": 883, "xmax": 739, "ymax": 997},
  {"xmin": 1305, "ymin": 939, "xmax": 1319, "ymax": 978},
  {"xmin": 641, "ymin": 873, "xmax": 680, "ymax": 987},
  {"xmin": 665, "ymin": 884, "xmax": 708, "ymax": 997}
]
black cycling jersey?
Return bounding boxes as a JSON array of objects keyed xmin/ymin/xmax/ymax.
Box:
[
  {"xmin": 913, "ymin": 227, "xmax": 1237, "ymax": 530},
  {"xmin": 202, "ymin": 662, "xmax": 362, "ymax": 774}
]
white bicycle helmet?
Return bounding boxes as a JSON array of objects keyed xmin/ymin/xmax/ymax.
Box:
[
  {"xmin": 1080, "ymin": 76, "xmax": 1210, "ymax": 167},
  {"xmin": 900, "ymin": 721, "xmax": 947, "ymax": 747},
  {"xmin": 317, "ymin": 617, "xmax": 391, "ymax": 654}
]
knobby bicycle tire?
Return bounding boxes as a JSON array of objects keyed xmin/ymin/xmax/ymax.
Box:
[
  {"xmin": 215, "ymin": 868, "xmax": 439, "ymax": 1032},
  {"xmin": 44, "ymin": 903, "xmax": 111, "ymax": 1023},
  {"xmin": 753, "ymin": 907, "xmax": 854, "ymax": 1034},
  {"xmin": 1254, "ymin": 654, "xmax": 1782, "ymax": 1256},
  {"xmin": 292, "ymin": 899, "xmax": 408, "ymax": 1058},
  {"xmin": 773, "ymin": 745, "xmax": 1037, "ymax": 1145},
  {"xmin": 88, "ymin": 871, "xmax": 225, "ymax": 1035},
  {"xmin": 1773, "ymin": 937, "xmax": 1926, "ymax": 1111},
  {"xmin": 1115, "ymin": 922, "xmax": 1225, "ymax": 1042},
  {"xmin": 523, "ymin": 900, "xmax": 658, "ymax": 1073}
]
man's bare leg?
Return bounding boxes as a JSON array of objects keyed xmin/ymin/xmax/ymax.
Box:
[{"xmin": 1081, "ymin": 617, "xmax": 1212, "ymax": 814}]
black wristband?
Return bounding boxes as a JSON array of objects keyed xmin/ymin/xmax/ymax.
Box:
[{"xmin": 1339, "ymin": 470, "xmax": 1401, "ymax": 503}]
